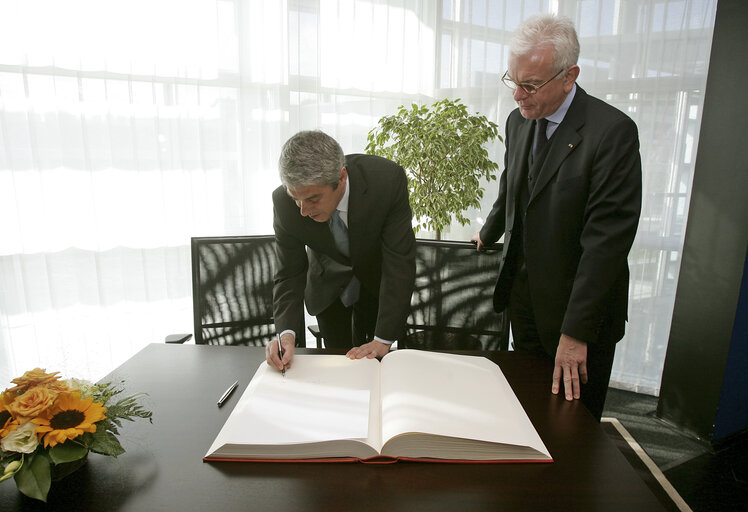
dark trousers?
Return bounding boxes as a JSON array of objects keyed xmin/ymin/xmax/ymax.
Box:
[
  {"xmin": 509, "ymin": 269, "xmax": 616, "ymax": 421},
  {"xmin": 315, "ymin": 287, "xmax": 378, "ymax": 349}
]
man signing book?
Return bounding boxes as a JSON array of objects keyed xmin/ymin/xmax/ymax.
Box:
[{"xmin": 266, "ymin": 130, "xmax": 416, "ymax": 371}]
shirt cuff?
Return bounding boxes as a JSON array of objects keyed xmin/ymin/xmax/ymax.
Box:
[
  {"xmin": 279, "ymin": 329, "xmax": 296, "ymax": 342},
  {"xmin": 373, "ymin": 336, "xmax": 394, "ymax": 345}
]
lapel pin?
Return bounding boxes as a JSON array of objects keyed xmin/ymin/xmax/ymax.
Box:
[{"xmin": 568, "ymin": 144, "xmax": 574, "ymax": 148}]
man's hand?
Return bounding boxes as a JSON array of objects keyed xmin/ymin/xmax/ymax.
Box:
[
  {"xmin": 470, "ymin": 232, "xmax": 485, "ymax": 251},
  {"xmin": 552, "ymin": 334, "xmax": 588, "ymax": 401},
  {"xmin": 346, "ymin": 340, "xmax": 391, "ymax": 360},
  {"xmin": 266, "ymin": 333, "xmax": 295, "ymax": 372}
]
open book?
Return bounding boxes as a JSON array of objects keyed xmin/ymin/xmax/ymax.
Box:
[{"xmin": 204, "ymin": 350, "xmax": 551, "ymax": 463}]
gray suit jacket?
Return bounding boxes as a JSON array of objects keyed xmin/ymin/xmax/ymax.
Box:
[
  {"xmin": 480, "ymin": 86, "xmax": 642, "ymax": 353},
  {"xmin": 272, "ymin": 154, "xmax": 416, "ymax": 342}
]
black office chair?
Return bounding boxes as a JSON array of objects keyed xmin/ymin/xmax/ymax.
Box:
[
  {"xmin": 168, "ymin": 235, "xmax": 305, "ymax": 347},
  {"xmin": 401, "ymin": 239, "xmax": 509, "ymax": 351}
]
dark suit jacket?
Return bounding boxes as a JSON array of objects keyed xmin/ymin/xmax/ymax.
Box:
[
  {"xmin": 480, "ymin": 86, "xmax": 642, "ymax": 354},
  {"xmin": 272, "ymin": 154, "xmax": 416, "ymax": 342}
]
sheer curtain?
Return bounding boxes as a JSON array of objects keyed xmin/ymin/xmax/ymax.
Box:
[{"xmin": 0, "ymin": 0, "xmax": 716, "ymax": 395}]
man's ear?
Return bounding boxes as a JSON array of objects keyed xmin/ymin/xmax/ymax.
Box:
[
  {"xmin": 564, "ymin": 65, "xmax": 580, "ymax": 92},
  {"xmin": 339, "ymin": 167, "xmax": 348, "ymax": 186}
]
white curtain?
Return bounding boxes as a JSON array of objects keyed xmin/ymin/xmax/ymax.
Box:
[{"xmin": 0, "ymin": 0, "xmax": 716, "ymax": 395}]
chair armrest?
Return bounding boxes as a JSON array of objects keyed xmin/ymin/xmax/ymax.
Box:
[{"xmin": 165, "ymin": 333, "xmax": 193, "ymax": 344}]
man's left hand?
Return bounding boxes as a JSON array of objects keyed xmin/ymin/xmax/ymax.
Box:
[
  {"xmin": 346, "ymin": 340, "xmax": 391, "ymax": 359},
  {"xmin": 552, "ymin": 334, "xmax": 588, "ymax": 401}
]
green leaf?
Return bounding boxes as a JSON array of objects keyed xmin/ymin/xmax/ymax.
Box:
[
  {"xmin": 14, "ymin": 453, "xmax": 51, "ymax": 503},
  {"xmin": 49, "ymin": 442, "xmax": 88, "ymax": 464},
  {"xmin": 88, "ymin": 430, "xmax": 125, "ymax": 458}
]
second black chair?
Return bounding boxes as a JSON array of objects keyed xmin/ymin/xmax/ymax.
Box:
[{"xmin": 402, "ymin": 239, "xmax": 509, "ymax": 351}]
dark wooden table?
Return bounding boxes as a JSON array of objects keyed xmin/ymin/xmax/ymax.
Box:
[{"xmin": 0, "ymin": 344, "xmax": 665, "ymax": 511}]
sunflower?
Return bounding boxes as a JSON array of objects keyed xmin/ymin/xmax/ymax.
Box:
[{"xmin": 32, "ymin": 391, "xmax": 107, "ymax": 448}]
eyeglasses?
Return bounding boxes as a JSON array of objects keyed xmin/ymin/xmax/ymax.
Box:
[{"xmin": 501, "ymin": 68, "xmax": 566, "ymax": 95}]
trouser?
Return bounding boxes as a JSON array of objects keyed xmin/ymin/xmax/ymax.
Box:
[
  {"xmin": 508, "ymin": 268, "xmax": 616, "ymax": 421},
  {"xmin": 315, "ymin": 287, "xmax": 378, "ymax": 349}
]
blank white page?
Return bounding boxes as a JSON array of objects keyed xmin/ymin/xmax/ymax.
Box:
[
  {"xmin": 206, "ymin": 355, "xmax": 380, "ymax": 456},
  {"xmin": 379, "ymin": 350, "xmax": 549, "ymax": 456}
]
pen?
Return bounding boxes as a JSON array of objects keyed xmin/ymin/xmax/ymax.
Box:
[
  {"xmin": 217, "ymin": 380, "xmax": 239, "ymax": 407},
  {"xmin": 278, "ymin": 338, "xmax": 286, "ymax": 377}
]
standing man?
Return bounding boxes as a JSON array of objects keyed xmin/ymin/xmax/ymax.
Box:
[
  {"xmin": 472, "ymin": 14, "xmax": 642, "ymax": 420},
  {"xmin": 266, "ymin": 130, "xmax": 416, "ymax": 370}
]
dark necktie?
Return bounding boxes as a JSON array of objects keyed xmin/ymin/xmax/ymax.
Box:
[
  {"xmin": 330, "ymin": 209, "xmax": 350, "ymax": 257},
  {"xmin": 329, "ymin": 210, "xmax": 360, "ymax": 306},
  {"xmin": 533, "ymin": 118, "xmax": 549, "ymax": 158},
  {"xmin": 527, "ymin": 118, "xmax": 549, "ymax": 190}
]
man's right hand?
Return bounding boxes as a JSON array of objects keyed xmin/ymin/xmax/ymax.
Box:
[
  {"xmin": 470, "ymin": 232, "xmax": 485, "ymax": 251},
  {"xmin": 266, "ymin": 333, "xmax": 295, "ymax": 372}
]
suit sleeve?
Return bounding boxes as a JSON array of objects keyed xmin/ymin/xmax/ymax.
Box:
[
  {"xmin": 374, "ymin": 168, "xmax": 416, "ymax": 341},
  {"xmin": 272, "ymin": 197, "xmax": 307, "ymax": 341},
  {"xmin": 480, "ymin": 117, "xmax": 511, "ymax": 244},
  {"xmin": 561, "ymin": 116, "xmax": 642, "ymax": 343}
]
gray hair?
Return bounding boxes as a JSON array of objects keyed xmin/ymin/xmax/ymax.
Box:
[
  {"xmin": 510, "ymin": 14, "xmax": 580, "ymax": 72},
  {"xmin": 278, "ymin": 131, "xmax": 345, "ymax": 189}
]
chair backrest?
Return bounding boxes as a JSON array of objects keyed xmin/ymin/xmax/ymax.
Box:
[
  {"xmin": 190, "ymin": 235, "xmax": 508, "ymax": 350},
  {"xmin": 192, "ymin": 235, "xmax": 298, "ymax": 346},
  {"xmin": 403, "ymin": 239, "xmax": 509, "ymax": 351}
]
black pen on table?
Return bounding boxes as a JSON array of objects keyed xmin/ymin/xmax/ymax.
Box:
[
  {"xmin": 217, "ymin": 380, "xmax": 238, "ymax": 407},
  {"xmin": 278, "ymin": 337, "xmax": 286, "ymax": 377}
]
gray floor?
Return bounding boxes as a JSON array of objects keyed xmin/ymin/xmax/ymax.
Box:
[{"xmin": 602, "ymin": 388, "xmax": 748, "ymax": 512}]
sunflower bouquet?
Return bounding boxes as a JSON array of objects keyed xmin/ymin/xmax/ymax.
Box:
[{"xmin": 0, "ymin": 368, "xmax": 152, "ymax": 502}]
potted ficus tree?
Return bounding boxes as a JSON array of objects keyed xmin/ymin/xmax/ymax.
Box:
[
  {"xmin": 365, "ymin": 98, "xmax": 501, "ymax": 240},
  {"xmin": 366, "ymin": 98, "xmax": 503, "ymax": 351}
]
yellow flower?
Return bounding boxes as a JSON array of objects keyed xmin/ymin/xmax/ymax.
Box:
[
  {"xmin": 0, "ymin": 399, "xmax": 17, "ymax": 438},
  {"xmin": 6, "ymin": 368, "xmax": 63, "ymax": 394},
  {"xmin": 6, "ymin": 385, "xmax": 58, "ymax": 422},
  {"xmin": 32, "ymin": 391, "xmax": 107, "ymax": 448},
  {"xmin": 47, "ymin": 380, "xmax": 71, "ymax": 394}
]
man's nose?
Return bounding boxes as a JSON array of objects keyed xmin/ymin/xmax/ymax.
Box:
[
  {"xmin": 513, "ymin": 87, "xmax": 529, "ymax": 101},
  {"xmin": 297, "ymin": 200, "xmax": 310, "ymax": 216}
]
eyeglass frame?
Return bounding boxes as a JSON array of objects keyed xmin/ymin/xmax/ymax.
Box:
[{"xmin": 501, "ymin": 67, "xmax": 567, "ymax": 95}]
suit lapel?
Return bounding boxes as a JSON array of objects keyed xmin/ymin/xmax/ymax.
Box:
[
  {"xmin": 303, "ymin": 211, "xmax": 340, "ymax": 260},
  {"xmin": 529, "ymin": 87, "xmax": 587, "ymax": 204},
  {"xmin": 509, "ymin": 117, "xmax": 535, "ymax": 201},
  {"xmin": 345, "ymin": 165, "xmax": 366, "ymax": 263},
  {"xmin": 289, "ymin": 193, "xmax": 345, "ymax": 264}
]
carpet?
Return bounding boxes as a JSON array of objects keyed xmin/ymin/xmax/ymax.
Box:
[{"xmin": 601, "ymin": 417, "xmax": 693, "ymax": 512}]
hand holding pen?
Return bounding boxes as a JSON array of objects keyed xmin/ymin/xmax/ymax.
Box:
[{"xmin": 265, "ymin": 334, "xmax": 293, "ymax": 374}]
